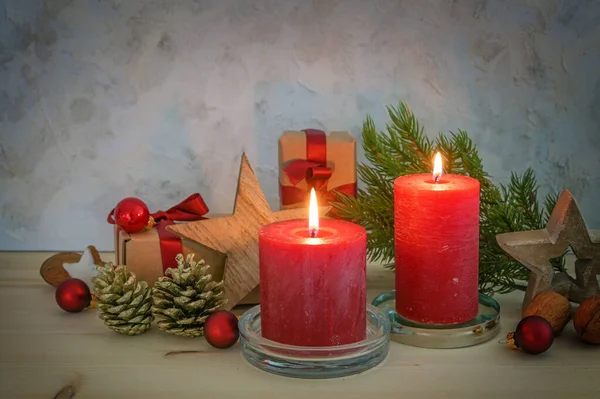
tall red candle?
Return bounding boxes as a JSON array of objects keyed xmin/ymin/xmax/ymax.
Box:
[
  {"xmin": 394, "ymin": 154, "xmax": 480, "ymax": 325},
  {"xmin": 259, "ymin": 202, "xmax": 367, "ymax": 346}
]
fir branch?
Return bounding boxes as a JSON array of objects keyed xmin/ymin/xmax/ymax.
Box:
[{"xmin": 333, "ymin": 101, "xmax": 563, "ymax": 295}]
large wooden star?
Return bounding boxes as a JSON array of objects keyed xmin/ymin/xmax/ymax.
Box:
[
  {"xmin": 496, "ymin": 190, "xmax": 600, "ymax": 312},
  {"xmin": 168, "ymin": 153, "xmax": 331, "ymax": 310}
]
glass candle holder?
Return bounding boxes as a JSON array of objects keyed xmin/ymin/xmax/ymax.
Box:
[
  {"xmin": 372, "ymin": 290, "xmax": 501, "ymax": 349},
  {"xmin": 238, "ymin": 304, "xmax": 390, "ymax": 379}
]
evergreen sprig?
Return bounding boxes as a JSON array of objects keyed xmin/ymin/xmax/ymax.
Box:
[{"xmin": 332, "ymin": 102, "xmax": 564, "ymax": 295}]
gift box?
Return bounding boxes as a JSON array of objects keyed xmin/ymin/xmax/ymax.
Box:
[
  {"xmin": 114, "ymin": 226, "xmax": 224, "ymax": 284},
  {"xmin": 109, "ymin": 193, "xmax": 261, "ymax": 306},
  {"xmin": 114, "ymin": 226, "xmax": 260, "ymax": 305},
  {"xmin": 278, "ymin": 129, "xmax": 357, "ymax": 209}
]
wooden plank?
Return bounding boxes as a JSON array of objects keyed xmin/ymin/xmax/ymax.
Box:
[{"xmin": 0, "ymin": 252, "xmax": 599, "ymax": 399}]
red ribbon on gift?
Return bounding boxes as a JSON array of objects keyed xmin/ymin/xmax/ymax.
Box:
[
  {"xmin": 108, "ymin": 194, "xmax": 209, "ymax": 273},
  {"xmin": 280, "ymin": 129, "xmax": 357, "ymax": 206}
]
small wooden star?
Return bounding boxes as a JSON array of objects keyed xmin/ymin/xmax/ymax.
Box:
[
  {"xmin": 168, "ymin": 153, "xmax": 331, "ymax": 310},
  {"xmin": 497, "ymin": 190, "xmax": 600, "ymax": 312}
]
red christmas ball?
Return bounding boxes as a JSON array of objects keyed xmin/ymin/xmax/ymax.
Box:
[
  {"xmin": 113, "ymin": 197, "xmax": 150, "ymax": 233},
  {"xmin": 513, "ymin": 315, "xmax": 554, "ymax": 354},
  {"xmin": 55, "ymin": 278, "xmax": 92, "ymax": 313},
  {"xmin": 204, "ymin": 311, "xmax": 239, "ymax": 349}
]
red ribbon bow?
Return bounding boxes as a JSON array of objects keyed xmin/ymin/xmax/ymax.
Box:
[
  {"xmin": 280, "ymin": 129, "xmax": 356, "ymax": 207},
  {"xmin": 149, "ymin": 193, "xmax": 209, "ymax": 223},
  {"xmin": 108, "ymin": 194, "xmax": 209, "ymax": 273},
  {"xmin": 284, "ymin": 160, "xmax": 332, "ymax": 190}
]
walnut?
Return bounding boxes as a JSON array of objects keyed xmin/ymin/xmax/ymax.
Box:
[
  {"xmin": 573, "ymin": 295, "xmax": 600, "ymax": 344},
  {"xmin": 523, "ymin": 291, "xmax": 572, "ymax": 335}
]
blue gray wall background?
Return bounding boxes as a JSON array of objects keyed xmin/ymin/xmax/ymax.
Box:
[{"xmin": 0, "ymin": 0, "xmax": 598, "ymax": 251}]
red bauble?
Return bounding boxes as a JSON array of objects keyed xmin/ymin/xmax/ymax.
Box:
[
  {"xmin": 55, "ymin": 278, "xmax": 92, "ymax": 313},
  {"xmin": 513, "ymin": 315, "xmax": 554, "ymax": 354},
  {"xmin": 204, "ymin": 311, "xmax": 239, "ymax": 349},
  {"xmin": 113, "ymin": 197, "xmax": 150, "ymax": 233}
]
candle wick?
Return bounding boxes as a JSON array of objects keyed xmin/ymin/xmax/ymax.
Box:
[
  {"xmin": 434, "ymin": 174, "xmax": 441, "ymax": 183},
  {"xmin": 310, "ymin": 228, "xmax": 318, "ymax": 238}
]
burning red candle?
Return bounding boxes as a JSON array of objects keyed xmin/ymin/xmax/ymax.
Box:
[
  {"xmin": 394, "ymin": 152, "xmax": 480, "ymax": 325},
  {"xmin": 259, "ymin": 189, "xmax": 367, "ymax": 346}
]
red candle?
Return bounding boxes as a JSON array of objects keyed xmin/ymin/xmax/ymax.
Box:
[
  {"xmin": 394, "ymin": 153, "xmax": 480, "ymax": 325},
  {"xmin": 259, "ymin": 190, "xmax": 367, "ymax": 346}
]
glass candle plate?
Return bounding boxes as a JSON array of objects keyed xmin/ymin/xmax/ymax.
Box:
[
  {"xmin": 238, "ymin": 304, "xmax": 390, "ymax": 379},
  {"xmin": 372, "ymin": 291, "xmax": 501, "ymax": 349}
]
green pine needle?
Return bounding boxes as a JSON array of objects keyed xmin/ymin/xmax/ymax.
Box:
[{"xmin": 331, "ymin": 102, "xmax": 564, "ymax": 295}]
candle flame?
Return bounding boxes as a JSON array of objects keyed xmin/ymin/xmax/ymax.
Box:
[
  {"xmin": 433, "ymin": 152, "xmax": 443, "ymax": 182},
  {"xmin": 309, "ymin": 188, "xmax": 319, "ymax": 237}
]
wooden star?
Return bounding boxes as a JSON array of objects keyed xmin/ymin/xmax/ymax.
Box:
[
  {"xmin": 168, "ymin": 153, "xmax": 331, "ymax": 310},
  {"xmin": 496, "ymin": 190, "xmax": 600, "ymax": 312}
]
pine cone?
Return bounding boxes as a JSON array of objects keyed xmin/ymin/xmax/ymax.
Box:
[
  {"xmin": 151, "ymin": 254, "xmax": 227, "ymax": 337},
  {"xmin": 92, "ymin": 263, "xmax": 154, "ymax": 335}
]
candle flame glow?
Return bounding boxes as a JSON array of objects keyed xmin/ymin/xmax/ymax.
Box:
[
  {"xmin": 433, "ymin": 152, "xmax": 443, "ymax": 182},
  {"xmin": 309, "ymin": 188, "xmax": 319, "ymax": 237}
]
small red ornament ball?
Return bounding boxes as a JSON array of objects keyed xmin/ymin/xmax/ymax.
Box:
[
  {"xmin": 204, "ymin": 311, "xmax": 239, "ymax": 349},
  {"xmin": 513, "ymin": 315, "xmax": 554, "ymax": 354},
  {"xmin": 113, "ymin": 197, "xmax": 150, "ymax": 233},
  {"xmin": 55, "ymin": 278, "xmax": 92, "ymax": 313}
]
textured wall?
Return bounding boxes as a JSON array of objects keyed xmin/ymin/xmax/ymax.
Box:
[{"xmin": 0, "ymin": 0, "xmax": 599, "ymax": 251}]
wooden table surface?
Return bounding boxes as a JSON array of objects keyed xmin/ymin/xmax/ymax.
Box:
[{"xmin": 0, "ymin": 252, "xmax": 598, "ymax": 399}]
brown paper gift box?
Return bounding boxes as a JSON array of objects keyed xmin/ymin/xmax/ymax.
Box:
[
  {"xmin": 115, "ymin": 226, "xmax": 260, "ymax": 306},
  {"xmin": 278, "ymin": 130, "xmax": 357, "ymax": 209}
]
